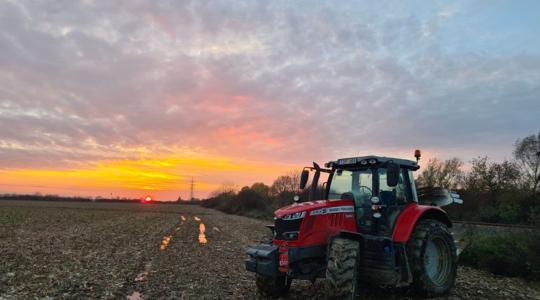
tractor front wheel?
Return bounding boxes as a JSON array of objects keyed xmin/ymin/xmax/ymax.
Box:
[
  {"xmin": 326, "ymin": 237, "xmax": 360, "ymax": 299},
  {"xmin": 408, "ymin": 220, "xmax": 457, "ymax": 297},
  {"xmin": 255, "ymin": 274, "xmax": 291, "ymax": 298}
]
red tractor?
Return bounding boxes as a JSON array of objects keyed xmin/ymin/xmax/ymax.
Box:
[{"xmin": 245, "ymin": 152, "xmax": 462, "ymax": 299}]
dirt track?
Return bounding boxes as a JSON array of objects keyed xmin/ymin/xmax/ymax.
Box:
[{"xmin": 1, "ymin": 201, "xmax": 539, "ymax": 299}]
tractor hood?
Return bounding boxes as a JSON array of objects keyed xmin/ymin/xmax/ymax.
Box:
[{"xmin": 274, "ymin": 199, "xmax": 353, "ymax": 219}]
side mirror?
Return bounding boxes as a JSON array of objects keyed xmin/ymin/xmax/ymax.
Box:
[
  {"xmin": 300, "ymin": 170, "xmax": 309, "ymax": 190},
  {"xmin": 386, "ymin": 163, "xmax": 400, "ymax": 187}
]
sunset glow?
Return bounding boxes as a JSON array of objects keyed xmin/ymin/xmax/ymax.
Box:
[{"xmin": 0, "ymin": 152, "xmax": 295, "ymax": 199}]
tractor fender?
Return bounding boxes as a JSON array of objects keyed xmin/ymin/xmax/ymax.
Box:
[{"xmin": 391, "ymin": 204, "xmax": 452, "ymax": 243}]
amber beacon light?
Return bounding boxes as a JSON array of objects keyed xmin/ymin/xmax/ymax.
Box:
[{"xmin": 414, "ymin": 149, "xmax": 421, "ymax": 162}]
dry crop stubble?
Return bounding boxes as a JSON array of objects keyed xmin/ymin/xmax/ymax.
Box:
[{"xmin": 1, "ymin": 201, "xmax": 539, "ymax": 299}]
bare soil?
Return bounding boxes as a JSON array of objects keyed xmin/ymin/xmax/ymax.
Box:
[{"xmin": 0, "ymin": 201, "xmax": 538, "ymax": 299}]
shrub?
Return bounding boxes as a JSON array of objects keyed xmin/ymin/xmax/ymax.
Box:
[
  {"xmin": 201, "ymin": 192, "xmax": 236, "ymax": 210},
  {"xmin": 529, "ymin": 205, "xmax": 540, "ymax": 225},
  {"xmin": 496, "ymin": 197, "xmax": 521, "ymax": 224},
  {"xmin": 201, "ymin": 188, "xmax": 273, "ymax": 220},
  {"xmin": 460, "ymin": 232, "xmax": 540, "ymax": 280},
  {"xmin": 234, "ymin": 187, "xmax": 271, "ymax": 214},
  {"xmin": 477, "ymin": 205, "xmax": 500, "ymax": 223}
]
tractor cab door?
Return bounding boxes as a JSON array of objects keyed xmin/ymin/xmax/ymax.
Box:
[
  {"xmin": 328, "ymin": 169, "xmax": 375, "ymax": 235},
  {"xmin": 376, "ymin": 168, "xmax": 414, "ymax": 236},
  {"xmin": 350, "ymin": 170, "xmax": 375, "ymax": 235}
]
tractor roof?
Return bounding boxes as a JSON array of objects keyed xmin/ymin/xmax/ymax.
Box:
[{"xmin": 325, "ymin": 155, "xmax": 419, "ymax": 170}]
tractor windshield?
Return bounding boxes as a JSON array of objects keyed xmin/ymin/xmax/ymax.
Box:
[
  {"xmin": 328, "ymin": 169, "xmax": 373, "ymax": 206},
  {"xmin": 327, "ymin": 166, "xmax": 416, "ymax": 207}
]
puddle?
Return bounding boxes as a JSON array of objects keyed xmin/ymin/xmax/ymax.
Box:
[
  {"xmin": 134, "ymin": 262, "xmax": 152, "ymax": 282},
  {"xmin": 135, "ymin": 271, "xmax": 148, "ymax": 282},
  {"xmin": 127, "ymin": 291, "xmax": 143, "ymax": 300},
  {"xmin": 134, "ymin": 271, "xmax": 148, "ymax": 282},
  {"xmin": 181, "ymin": 216, "xmax": 186, "ymax": 221},
  {"xmin": 160, "ymin": 235, "xmax": 172, "ymax": 251},
  {"xmin": 194, "ymin": 216, "xmax": 201, "ymax": 222},
  {"xmin": 198, "ymin": 223, "xmax": 208, "ymax": 245}
]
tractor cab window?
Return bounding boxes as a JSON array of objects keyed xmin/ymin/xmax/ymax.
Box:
[
  {"xmin": 328, "ymin": 169, "xmax": 373, "ymax": 207},
  {"xmin": 378, "ymin": 168, "xmax": 408, "ymax": 205}
]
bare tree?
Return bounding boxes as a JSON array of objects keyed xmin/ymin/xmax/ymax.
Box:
[
  {"xmin": 416, "ymin": 158, "xmax": 464, "ymax": 189},
  {"xmin": 270, "ymin": 170, "xmax": 301, "ymax": 195},
  {"xmin": 416, "ymin": 158, "xmax": 439, "ymax": 188},
  {"xmin": 514, "ymin": 132, "xmax": 540, "ymax": 192},
  {"xmin": 463, "ymin": 156, "xmax": 521, "ymax": 194}
]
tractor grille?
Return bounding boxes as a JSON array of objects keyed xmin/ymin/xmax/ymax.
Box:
[{"xmin": 274, "ymin": 217, "xmax": 303, "ymax": 240}]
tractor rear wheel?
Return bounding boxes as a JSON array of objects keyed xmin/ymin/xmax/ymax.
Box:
[
  {"xmin": 408, "ymin": 220, "xmax": 457, "ymax": 297},
  {"xmin": 255, "ymin": 274, "xmax": 291, "ymax": 298},
  {"xmin": 326, "ymin": 237, "xmax": 360, "ymax": 299}
]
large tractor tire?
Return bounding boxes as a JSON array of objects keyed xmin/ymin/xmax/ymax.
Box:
[
  {"xmin": 255, "ymin": 274, "xmax": 291, "ymax": 298},
  {"xmin": 326, "ymin": 237, "xmax": 360, "ymax": 299},
  {"xmin": 408, "ymin": 219, "xmax": 457, "ymax": 297}
]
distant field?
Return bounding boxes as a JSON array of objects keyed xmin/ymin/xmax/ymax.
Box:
[
  {"xmin": 0, "ymin": 200, "xmax": 267, "ymax": 299},
  {"xmin": 1, "ymin": 200, "xmax": 539, "ymax": 299}
]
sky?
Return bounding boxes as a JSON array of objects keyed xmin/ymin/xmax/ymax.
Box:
[{"xmin": 0, "ymin": 0, "xmax": 539, "ymax": 200}]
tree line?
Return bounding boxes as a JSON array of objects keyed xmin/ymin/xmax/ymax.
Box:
[
  {"xmin": 200, "ymin": 171, "xmax": 304, "ymax": 220},
  {"xmin": 417, "ymin": 132, "xmax": 539, "ymax": 224}
]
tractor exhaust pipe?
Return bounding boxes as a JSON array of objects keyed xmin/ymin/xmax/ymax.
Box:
[{"xmin": 309, "ymin": 162, "xmax": 321, "ymax": 201}]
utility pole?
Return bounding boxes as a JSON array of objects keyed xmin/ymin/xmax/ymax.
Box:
[{"xmin": 190, "ymin": 177, "xmax": 195, "ymax": 201}]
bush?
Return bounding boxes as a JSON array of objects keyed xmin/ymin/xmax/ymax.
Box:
[
  {"xmin": 234, "ymin": 187, "xmax": 271, "ymax": 214},
  {"xmin": 201, "ymin": 192, "xmax": 236, "ymax": 211},
  {"xmin": 477, "ymin": 205, "xmax": 500, "ymax": 223},
  {"xmin": 201, "ymin": 187, "xmax": 273, "ymax": 220},
  {"xmin": 530, "ymin": 206, "xmax": 540, "ymax": 225},
  {"xmin": 461, "ymin": 232, "xmax": 540, "ymax": 280}
]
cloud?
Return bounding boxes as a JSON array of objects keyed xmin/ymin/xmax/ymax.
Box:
[{"xmin": 0, "ymin": 0, "xmax": 539, "ymax": 198}]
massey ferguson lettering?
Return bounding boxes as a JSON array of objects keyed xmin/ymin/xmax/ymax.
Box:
[{"xmin": 309, "ymin": 206, "xmax": 354, "ymax": 216}]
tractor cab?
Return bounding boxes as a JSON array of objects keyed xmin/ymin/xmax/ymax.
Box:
[{"xmin": 300, "ymin": 156, "xmax": 420, "ymax": 237}]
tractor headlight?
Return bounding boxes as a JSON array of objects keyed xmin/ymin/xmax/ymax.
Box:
[
  {"xmin": 282, "ymin": 211, "xmax": 306, "ymax": 221},
  {"xmin": 283, "ymin": 231, "xmax": 299, "ymax": 240}
]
